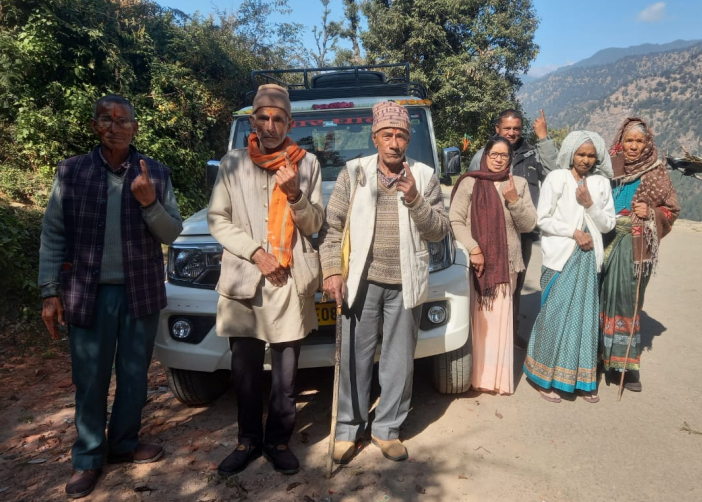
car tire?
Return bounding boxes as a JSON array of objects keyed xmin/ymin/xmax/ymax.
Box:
[
  {"xmin": 165, "ymin": 367, "xmax": 231, "ymax": 406},
  {"xmin": 432, "ymin": 334, "xmax": 472, "ymax": 394}
]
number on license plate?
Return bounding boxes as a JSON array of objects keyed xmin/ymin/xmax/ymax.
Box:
[{"xmin": 316, "ymin": 303, "xmax": 337, "ymax": 326}]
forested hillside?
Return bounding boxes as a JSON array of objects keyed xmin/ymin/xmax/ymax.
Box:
[
  {"xmin": 518, "ymin": 42, "xmax": 702, "ymax": 221},
  {"xmin": 0, "ymin": 0, "xmax": 311, "ymax": 315},
  {"xmin": 0, "ymin": 0, "xmax": 540, "ymax": 317}
]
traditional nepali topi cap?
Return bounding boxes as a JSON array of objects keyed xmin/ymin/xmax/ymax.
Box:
[
  {"xmin": 372, "ymin": 101, "xmax": 411, "ymax": 134},
  {"xmin": 252, "ymin": 84, "xmax": 292, "ymax": 117}
]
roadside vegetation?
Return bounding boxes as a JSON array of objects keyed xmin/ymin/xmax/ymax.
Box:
[{"xmin": 0, "ymin": 0, "xmax": 538, "ymax": 335}]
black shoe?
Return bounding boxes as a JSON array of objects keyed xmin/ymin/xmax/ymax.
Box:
[
  {"xmin": 65, "ymin": 469, "xmax": 102, "ymax": 499},
  {"xmin": 263, "ymin": 444, "xmax": 299, "ymax": 475},
  {"xmin": 217, "ymin": 444, "xmax": 262, "ymax": 477},
  {"xmin": 623, "ymin": 370, "xmax": 642, "ymax": 392}
]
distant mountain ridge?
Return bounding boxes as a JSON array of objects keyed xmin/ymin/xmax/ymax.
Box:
[
  {"xmin": 518, "ymin": 40, "xmax": 702, "ymax": 221},
  {"xmin": 556, "ymin": 39, "xmax": 702, "ymax": 73}
]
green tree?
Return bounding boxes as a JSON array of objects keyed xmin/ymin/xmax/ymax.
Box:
[
  {"xmin": 229, "ymin": 0, "xmax": 309, "ymax": 68},
  {"xmin": 360, "ymin": 0, "xmax": 539, "ymax": 154},
  {"xmin": 310, "ymin": 0, "xmax": 343, "ymax": 67},
  {"xmin": 0, "ymin": 0, "xmax": 270, "ymax": 214},
  {"xmin": 0, "ymin": 0, "xmax": 286, "ymax": 314},
  {"xmin": 333, "ymin": 0, "xmax": 364, "ymax": 66}
]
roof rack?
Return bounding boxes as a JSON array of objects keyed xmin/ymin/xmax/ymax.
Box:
[{"xmin": 245, "ymin": 62, "xmax": 427, "ymax": 104}]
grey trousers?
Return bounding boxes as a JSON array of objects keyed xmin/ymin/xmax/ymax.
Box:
[{"xmin": 336, "ymin": 281, "xmax": 421, "ymax": 442}]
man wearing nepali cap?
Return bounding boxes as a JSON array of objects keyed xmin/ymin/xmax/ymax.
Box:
[
  {"xmin": 208, "ymin": 84, "xmax": 324, "ymax": 476},
  {"xmin": 319, "ymin": 101, "xmax": 451, "ymax": 464}
]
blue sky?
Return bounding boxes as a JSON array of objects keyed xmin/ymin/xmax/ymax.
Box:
[{"xmin": 159, "ymin": 0, "xmax": 702, "ymax": 77}]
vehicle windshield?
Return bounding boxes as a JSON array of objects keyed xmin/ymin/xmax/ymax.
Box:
[{"xmin": 232, "ymin": 107, "xmax": 435, "ymax": 181}]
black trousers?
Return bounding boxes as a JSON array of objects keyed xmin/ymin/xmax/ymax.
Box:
[
  {"xmin": 229, "ymin": 337, "xmax": 302, "ymax": 446},
  {"xmin": 514, "ymin": 233, "xmax": 534, "ymax": 336}
]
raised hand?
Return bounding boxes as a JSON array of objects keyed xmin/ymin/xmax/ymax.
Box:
[
  {"xmin": 633, "ymin": 201, "xmax": 650, "ymax": 219},
  {"xmin": 131, "ymin": 159, "xmax": 156, "ymax": 207},
  {"xmin": 396, "ymin": 162, "xmax": 419, "ymax": 204},
  {"xmin": 323, "ymin": 274, "xmax": 346, "ymax": 306},
  {"xmin": 502, "ymin": 174, "xmax": 519, "ymax": 204},
  {"xmin": 41, "ymin": 296, "xmax": 65, "ymax": 340},
  {"xmin": 252, "ymin": 248, "xmax": 289, "ymax": 287},
  {"xmin": 276, "ymin": 153, "xmax": 301, "ymax": 202},
  {"xmin": 533, "ymin": 109, "xmax": 548, "ymax": 140},
  {"xmin": 573, "ymin": 229, "xmax": 593, "ymax": 251},
  {"xmin": 575, "ymin": 177, "xmax": 593, "ymax": 208}
]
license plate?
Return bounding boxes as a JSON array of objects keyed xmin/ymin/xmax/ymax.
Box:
[{"xmin": 316, "ymin": 302, "xmax": 337, "ymax": 326}]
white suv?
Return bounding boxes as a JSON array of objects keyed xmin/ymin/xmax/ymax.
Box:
[{"xmin": 154, "ymin": 64, "xmax": 471, "ymax": 405}]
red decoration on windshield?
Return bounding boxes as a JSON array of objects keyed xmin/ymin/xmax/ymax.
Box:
[{"xmin": 312, "ymin": 102, "xmax": 355, "ymax": 110}]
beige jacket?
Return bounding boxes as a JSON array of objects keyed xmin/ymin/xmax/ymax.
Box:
[
  {"xmin": 208, "ymin": 149, "xmax": 324, "ymax": 300},
  {"xmin": 449, "ymin": 177, "xmax": 537, "ymax": 274}
]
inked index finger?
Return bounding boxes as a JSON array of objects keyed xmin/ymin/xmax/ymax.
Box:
[
  {"xmin": 140, "ymin": 159, "xmax": 149, "ymax": 176},
  {"xmin": 540, "ymin": 108, "xmax": 545, "ymax": 120}
]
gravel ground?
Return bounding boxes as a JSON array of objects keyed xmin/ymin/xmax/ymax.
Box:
[{"xmin": 1, "ymin": 219, "xmax": 701, "ymax": 502}]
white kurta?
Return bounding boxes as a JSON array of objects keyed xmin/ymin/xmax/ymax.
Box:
[
  {"xmin": 215, "ymin": 280, "xmax": 318, "ymax": 343},
  {"xmin": 537, "ymin": 170, "xmax": 616, "ymax": 272}
]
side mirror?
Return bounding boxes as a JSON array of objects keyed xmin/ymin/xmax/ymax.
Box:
[
  {"xmin": 440, "ymin": 147, "xmax": 461, "ymax": 185},
  {"xmin": 443, "ymin": 147, "xmax": 461, "ymax": 175},
  {"xmin": 206, "ymin": 160, "xmax": 220, "ymax": 190}
]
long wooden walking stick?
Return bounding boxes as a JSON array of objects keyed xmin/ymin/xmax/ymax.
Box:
[
  {"xmin": 326, "ymin": 163, "xmax": 361, "ymax": 477},
  {"xmin": 325, "ymin": 300, "xmax": 343, "ymax": 478},
  {"xmin": 618, "ymin": 230, "xmax": 646, "ymax": 401}
]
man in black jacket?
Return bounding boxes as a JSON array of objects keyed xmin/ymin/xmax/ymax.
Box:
[{"xmin": 468, "ymin": 109, "xmax": 558, "ymax": 346}]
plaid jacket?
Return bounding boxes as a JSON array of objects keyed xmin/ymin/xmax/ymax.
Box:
[{"xmin": 58, "ymin": 146, "xmax": 169, "ymax": 326}]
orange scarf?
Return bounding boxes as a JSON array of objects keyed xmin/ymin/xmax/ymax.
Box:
[{"xmin": 247, "ymin": 132, "xmax": 307, "ymax": 267}]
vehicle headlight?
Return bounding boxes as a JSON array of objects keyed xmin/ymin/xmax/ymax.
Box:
[
  {"xmin": 171, "ymin": 318, "xmax": 193, "ymax": 339},
  {"xmin": 167, "ymin": 243, "xmax": 222, "ymax": 288},
  {"xmin": 168, "ymin": 315, "xmax": 216, "ymax": 344},
  {"xmin": 428, "ymin": 234, "xmax": 454, "ymax": 272}
]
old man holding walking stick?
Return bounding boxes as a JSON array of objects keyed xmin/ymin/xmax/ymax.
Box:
[{"xmin": 319, "ymin": 101, "xmax": 450, "ymax": 465}]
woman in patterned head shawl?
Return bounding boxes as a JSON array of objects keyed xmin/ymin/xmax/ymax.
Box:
[
  {"xmin": 599, "ymin": 117, "xmax": 680, "ymax": 392},
  {"xmin": 524, "ymin": 131, "xmax": 616, "ymax": 403}
]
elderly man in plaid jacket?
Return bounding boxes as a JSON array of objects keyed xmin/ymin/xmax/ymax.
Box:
[{"xmin": 38, "ymin": 95, "xmax": 182, "ymax": 499}]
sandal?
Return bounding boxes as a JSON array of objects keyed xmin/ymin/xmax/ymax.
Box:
[
  {"xmin": 578, "ymin": 391, "xmax": 600, "ymax": 403},
  {"xmin": 538, "ymin": 390, "xmax": 561, "ymax": 403}
]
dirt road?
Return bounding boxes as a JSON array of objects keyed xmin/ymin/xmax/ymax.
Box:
[{"xmin": 1, "ymin": 220, "xmax": 701, "ymax": 502}]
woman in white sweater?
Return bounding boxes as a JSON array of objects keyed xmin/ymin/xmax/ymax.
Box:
[{"xmin": 523, "ymin": 131, "xmax": 615, "ymax": 403}]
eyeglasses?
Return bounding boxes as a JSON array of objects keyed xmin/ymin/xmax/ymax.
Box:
[
  {"xmin": 487, "ymin": 152, "xmax": 509, "ymax": 160},
  {"xmin": 95, "ymin": 116, "xmax": 135, "ymax": 130}
]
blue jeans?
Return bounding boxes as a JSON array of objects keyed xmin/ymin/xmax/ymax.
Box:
[{"xmin": 68, "ymin": 285, "xmax": 159, "ymax": 470}]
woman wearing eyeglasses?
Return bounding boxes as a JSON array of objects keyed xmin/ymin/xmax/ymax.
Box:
[{"xmin": 450, "ymin": 136, "xmax": 537, "ymax": 394}]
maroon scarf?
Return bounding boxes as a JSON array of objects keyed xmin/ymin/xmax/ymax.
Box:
[{"xmin": 451, "ymin": 153, "xmax": 510, "ymax": 308}]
